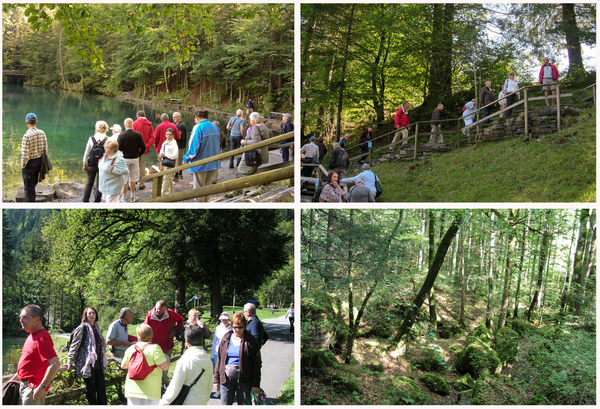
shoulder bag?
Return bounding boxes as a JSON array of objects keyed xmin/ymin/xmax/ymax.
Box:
[{"xmin": 170, "ymin": 368, "xmax": 206, "ymax": 405}]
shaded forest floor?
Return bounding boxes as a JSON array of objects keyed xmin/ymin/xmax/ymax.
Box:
[{"xmin": 301, "ymin": 292, "xmax": 596, "ymax": 405}]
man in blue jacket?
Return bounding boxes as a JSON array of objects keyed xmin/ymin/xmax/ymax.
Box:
[
  {"xmin": 184, "ymin": 109, "xmax": 221, "ymax": 202},
  {"xmin": 243, "ymin": 303, "xmax": 266, "ymax": 347}
]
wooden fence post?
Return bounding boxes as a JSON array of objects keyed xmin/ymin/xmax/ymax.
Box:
[
  {"xmin": 524, "ymin": 88, "xmax": 529, "ymax": 139},
  {"xmin": 414, "ymin": 123, "xmax": 419, "ymax": 160},
  {"xmin": 556, "ymin": 83, "xmax": 561, "ymax": 132},
  {"xmin": 368, "ymin": 145, "xmax": 372, "ymax": 167},
  {"xmin": 456, "ymin": 119, "xmax": 461, "ymax": 148},
  {"xmin": 593, "ymin": 84, "xmax": 596, "ymax": 106}
]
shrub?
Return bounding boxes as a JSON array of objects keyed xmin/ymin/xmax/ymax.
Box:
[
  {"xmin": 419, "ymin": 373, "xmax": 450, "ymax": 395},
  {"xmin": 511, "ymin": 318, "xmax": 533, "ymax": 336},
  {"xmin": 494, "ymin": 327, "xmax": 519, "ymax": 365}
]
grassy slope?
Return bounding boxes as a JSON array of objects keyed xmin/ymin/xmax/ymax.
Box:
[{"xmin": 376, "ymin": 108, "xmax": 596, "ymax": 202}]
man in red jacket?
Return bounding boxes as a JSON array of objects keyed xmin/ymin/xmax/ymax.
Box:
[
  {"xmin": 143, "ymin": 300, "xmax": 183, "ymax": 387},
  {"xmin": 391, "ymin": 102, "xmax": 410, "ymax": 150},
  {"xmin": 132, "ymin": 111, "xmax": 156, "ymax": 190},
  {"xmin": 539, "ymin": 57, "xmax": 559, "ymax": 106},
  {"xmin": 154, "ymin": 113, "xmax": 181, "ymax": 159}
]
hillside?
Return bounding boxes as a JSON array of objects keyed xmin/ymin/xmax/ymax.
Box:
[{"xmin": 374, "ymin": 107, "xmax": 596, "ymax": 202}]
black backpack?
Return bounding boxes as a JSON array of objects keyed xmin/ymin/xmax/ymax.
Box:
[
  {"xmin": 66, "ymin": 324, "xmax": 88, "ymax": 351},
  {"xmin": 87, "ymin": 136, "xmax": 107, "ymax": 167},
  {"xmin": 311, "ymin": 183, "xmax": 330, "ymax": 202}
]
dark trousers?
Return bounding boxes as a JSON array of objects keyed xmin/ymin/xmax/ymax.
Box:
[
  {"xmin": 281, "ymin": 145, "xmax": 290, "ymax": 163},
  {"xmin": 289, "ymin": 316, "xmax": 295, "ymax": 333},
  {"xmin": 360, "ymin": 145, "xmax": 369, "ymax": 164},
  {"xmin": 83, "ymin": 366, "xmax": 107, "ymax": 405},
  {"xmin": 83, "ymin": 165, "xmax": 102, "ymax": 202},
  {"xmin": 505, "ymin": 94, "xmax": 517, "ymax": 116},
  {"xmin": 22, "ymin": 157, "xmax": 41, "ymax": 202},
  {"xmin": 482, "ymin": 107, "xmax": 492, "ymax": 124},
  {"xmin": 301, "ymin": 157, "xmax": 314, "ymax": 178},
  {"xmin": 229, "ymin": 135, "xmax": 243, "ymax": 168},
  {"xmin": 221, "ymin": 378, "xmax": 252, "ymax": 405}
]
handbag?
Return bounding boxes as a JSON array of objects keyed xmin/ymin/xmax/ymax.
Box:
[
  {"xmin": 170, "ymin": 368, "xmax": 205, "ymax": 405},
  {"xmin": 374, "ymin": 174, "xmax": 383, "ymax": 198},
  {"xmin": 162, "ymin": 157, "xmax": 176, "ymax": 168},
  {"xmin": 245, "ymin": 150, "xmax": 262, "ymax": 167},
  {"xmin": 225, "ymin": 364, "xmax": 240, "ymax": 381}
]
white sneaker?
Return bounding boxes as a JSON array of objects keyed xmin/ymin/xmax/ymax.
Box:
[{"xmin": 118, "ymin": 195, "xmax": 126, "ymax": 203}]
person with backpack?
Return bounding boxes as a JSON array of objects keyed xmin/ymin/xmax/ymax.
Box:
[
  {"xmin": 98, "ymin": 140, "xmax": 129, "ymax": 203},
  {"xmin": 158, "ymin": 325, "xmax": 213, "ymax": 405},
  {"xmin": 213, "ymin": 313, "xmax": 262, "ymax": 405},
  {"xmin": 122, "ymin": 324, "xmax": 170, "ymax": 405},
  {"xmin": 82, "ymin": 120, "xmax": 110, "ymax": 202},
  {"xmin": 66, "ymin": 307, "xmax": 108, "ymax": 405}
]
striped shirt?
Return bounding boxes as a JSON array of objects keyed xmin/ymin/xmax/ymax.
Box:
[{"xmin": 21, "ymin": 126, "xmax": 48, "ymax": 168}]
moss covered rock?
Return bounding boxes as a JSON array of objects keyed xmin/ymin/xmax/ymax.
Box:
[
  {"xmin": 415, "ymin": 348, "xmax": 443, "ymax": 372},
  {"xmin": 494, "ymin": 327, "xmax": 519, "ymax": 365},
  {"xmin": 466, "ymin": 324, "xmax": 493, "ymax": 346},
  {"xmin": 363, "ymin": 360, "xmax": 384, "ymax": 373},
  {"xmin": 330, "ymin": 373, "xmax": 361, "ymax": 394},
  {"xmin": 438, "ymin": 321, "xmax": 461, "ymax": 339},
  {"xmin": 511, "ymin": 318, "xmax": 533, "ymax": 336},
  {"xmin": 419, "ymin": 373, "xmax": 450, "ymax": 395},
  {"xmin": 302, "ymin": 348, "xmax": 337, "ymax": 372},
  {"xmin": 389, "ymin": 375, "xmax": 431, "ymax": 404},
  {"xmin": 455, "ymin": 339, "xmax": 501, "ymax": 378},
  {"xmin": 452, "ymin": 373, "xmax": 475, "ymax": 391}
]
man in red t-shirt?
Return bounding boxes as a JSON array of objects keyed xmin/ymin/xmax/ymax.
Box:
[
  {"xmin": 391, "ymin": 102, "xmax": 411, "ymax": 150},
  {"xmin": 143, "ymin": 300, "xmax": 183, "ymax": 387},
  {"xmin": 11, "ymin": 305, "xmax": 60, "ymax": 405}
]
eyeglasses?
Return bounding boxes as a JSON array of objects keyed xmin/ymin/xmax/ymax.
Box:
[
  {"xmin": 232, "ymin": 326, "xmax": 244, "ymax": 329},
  {"xmin": 509, "ymin": 74, "xmax": 514, "ymax": 76}
]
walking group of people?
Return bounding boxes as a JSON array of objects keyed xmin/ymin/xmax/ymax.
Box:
[
  {"xmin": 20, "ymin": 104, "xmax": 294, "ymax": 203},
  {"xmin": 8, "ymin": 300, "xmax": 293, "ymax": 406}
]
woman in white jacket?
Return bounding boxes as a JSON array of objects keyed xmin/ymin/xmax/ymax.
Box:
[
  {"xmin": 158, "ymin": 325, "xmax": 213, "ymax": 405},
  {"xmin": 159, "ymin": 128, "xmax": 179, "ymax": 195},
  {"xmin": 98, "ymin": 140, "xmax": 129, "ymax": 203}
]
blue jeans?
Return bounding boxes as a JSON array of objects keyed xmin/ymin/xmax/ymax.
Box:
[
  {"xmin": 221, "ymin": 378, "xmax": 252, "ymax": 405},
  {"xmin": 229, "ymin": 135, "xmax": 243, "ymax": 168},
  {"xmin": 482, "ymin": 107, "xmax": 491, "ymax": 124}
]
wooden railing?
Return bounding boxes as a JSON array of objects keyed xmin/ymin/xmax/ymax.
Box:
[
  {"xmin": 342, "ymin": 82, "xmax": 595, "ymax": 165},
  {"xmin": 141, "ymin": 131, "xmax": 294, "ymax": 201}
]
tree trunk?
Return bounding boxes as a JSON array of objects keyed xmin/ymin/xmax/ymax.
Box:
[
  {"xmin": 459, "ymin": 226, "xmax": 466, "ymax": 327},
  {"xmin": 513, "ymin": 210, "xmax": 530, "ymax": 318},
  {"xmin": 572, "ymin": 209, "xmax": 590, "ymax": 315},
  {"xmin": 485, "ymin": 212, "xmax": 496, "ymax": 328},
  {"xmin": 498, "ymin": 210, "xmax": 519, "ymax": 329},
  {"xmin": 391, "ymin": 212, "xmax": 462, "ymax": 355},
  {"xmin": 560, "ymin": 210, "xmax": 579, "ymax": 311},
  {"xmin": 424, "ymin": 4, "xmax": 455, "ymax": 108},
  {"xmin": 562, "ymin": 3, "xmax": 585, "ymax": 77},
  {"xmin": 428, "ymin": 210, "xmax": 437, "ymax": 330},
  {"xmin": 210, "ymin": 279, "xmax": 222, "ymax": 323},
  {"xmin": 335, "ymin": 5, "xmax": 355, "ymax": 141},
  {"xmin": 527, "ymin": 210, "xmax": 553, "ymax": 321}
]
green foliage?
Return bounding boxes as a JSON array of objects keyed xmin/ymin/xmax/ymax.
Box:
[
  {"xmin": 438, "ymin": 320, "xmax": 461, "ymax": 339},
  {"xmin": 452, "ymin": 373, "xmax": 475, "ymax": 391},
  {"xmin": 362, "ymin": 360, "xmax": 384, "ymax": 373},
  {"xmin": 415, "ymin": 347, "xmax": 446, "ymax": 372},
  {"xmin": 455, "ymin": 339, "xmax": 501, "ymax": 379},
  {"xmin": 276, "ymin": 363, "xmax": 294, "ymax": 405},
  {"xmin": 527, "ymin": 330, "xmax": 596, "ymax": 404},
  {"xmin": 330, "ymin": 373, "xmax": 361, "ymax": 394},
  {"xmin": 419, "ymin": 373, "xmax": 450, "ymax": 395},
  {"xmin": 494, "ymin": 327, "xmax": 519, "ymax": 365}
]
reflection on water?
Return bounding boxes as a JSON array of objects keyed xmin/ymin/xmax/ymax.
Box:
[
  {"xmin": 2, "ymin": 85, "xmax": 233, "ymax": 198},
  {"xmin": 2, "ymin": 337, "xmax": 25, "ymax": 373}
]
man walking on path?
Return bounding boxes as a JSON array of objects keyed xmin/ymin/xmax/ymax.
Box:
[
  {"xmin": 173, "ymin": 112, "xmax": 188, "ymax": 181},
  {"xmin": 391, "ymin": 102, "xmax": 410, "ymax": 149},
  {"xmin": 11, "ymin": 305, "xmax": 61, "ymax": 405},
  {"xmin": 329, "ymin": 142, "xmax": 350, "ymax": 180},
  {"xmin": 226, "ymin": 109, "xmax": 245, "ymax": 169},
  {"xmin": 117, "ymin": 118, "xmax": 146, "ymax": 202},
  {"xmin": 539, "ymin": 57, "xmax": 559, "ymax": 106},
  {"xmin": 479, "ymin": 81, "xmax": 496, "ymax": 124},
  {"xmin": 132, "ymin": 111, "xmax": 155, "ymax": 190},
  {"xmin": 429, "ymin": 104, "xmax": 444, "ymax": 143},
  {"xmin": 21, "ymin": 113, "xmax": 48, "ymax": 202},
  {"xmin": 247, "ymin": 98, "xmax": 254, "ymax": 115},
  {"xmin": 184, "ymin": 109, "xmax": 221, "ymax": 202},
  {"xmin": 244, "ymin": 303, "xmax": 266, "ymax": 347},
  {"xmin": 143, "ymin": 300, "xmax": 184, "ymax": 387}
]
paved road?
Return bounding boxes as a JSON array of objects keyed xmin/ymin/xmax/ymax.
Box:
[{"xmin": 208, "ymin": 314, "xmax": 294, "ymax": 405}]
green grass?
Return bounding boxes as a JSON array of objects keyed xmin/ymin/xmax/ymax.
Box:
[
  {"xmin": 276, "ymin": 362, "xmax": 295, "ymax": 405},
  {"xmin": 376, "ymin": 107, "xmax": 595, "ymax": 202}
]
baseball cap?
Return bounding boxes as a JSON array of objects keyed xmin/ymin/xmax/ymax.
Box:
[
  {"xmin": 25, "ymin": 113, "xmax": 37, "ymax": 121},
  {"xmin": 219, "ymin": 312, "xmax": 230, "ymax": 321}
]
